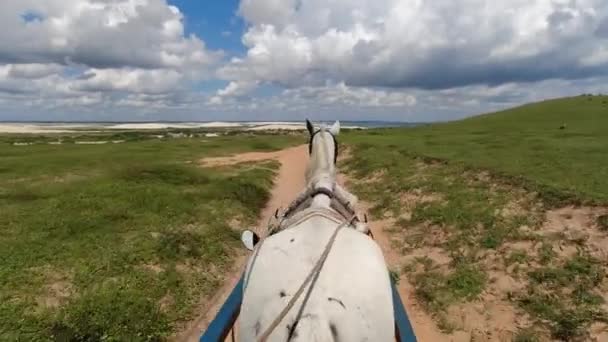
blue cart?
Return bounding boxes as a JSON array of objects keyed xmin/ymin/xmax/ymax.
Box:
[{"xmin": 200, "ymin": 274, "xmax": 417, "ymax": 342}]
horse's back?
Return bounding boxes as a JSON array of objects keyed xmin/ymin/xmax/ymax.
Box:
[{"xmin": 238, "ymin": 215, "xmax": 394, "ymax": 341}]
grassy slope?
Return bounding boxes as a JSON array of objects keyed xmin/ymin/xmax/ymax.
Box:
[
  {"xmin": 343, "ymin": 95, "xmax": 608, "ymax": 340},
  {"xmin": 0, "ymin": 133, "xmax": 297, "ymax": 341},
  {"xmin": 345, "ymin": 95, "xmax": 608, "ymax": 204}
]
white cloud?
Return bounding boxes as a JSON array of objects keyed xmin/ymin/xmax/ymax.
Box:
[
  {"xmin": 224, "ymin": 0, "xmax": 608, "ymax": 90},
  {"xmin": 0, "ymin": 0, "xmax": 220, "ymax": 70},
  {"xmin": 238, "ymin": 0, "xmax": 298, "ymax": 29},
  {"xmin": 218, "ymin": 80, "xmax": 259, "ymax": 97},
  {"xmin": 1, "ymin": 0, "xmax": 608, "ymax": 121},
  {"xmin": 282, "ymin": 83, "xmax": 416, "ymax": 107},
  {"xmin": 0, "ymin": 0, "xmax": 223, "ymax": 119},
  {"xmin": 2, "ymin": 63, "xmax": 63, "ymax": 79},
  {"xmin": 581, "ymin": 46, "xmax": 608, "ymax": 66},
  {"xmin": 208, "ymin": 80, "xmax": 260, "ymax": 105},
  {"xmin": 71, "ymin": 68, "xmax": 184, "ymax": 94}
]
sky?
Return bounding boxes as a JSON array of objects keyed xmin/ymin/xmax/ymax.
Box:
[{"xmin": 0, "ymin": 1, "xmax": 607, "ymax": 122}]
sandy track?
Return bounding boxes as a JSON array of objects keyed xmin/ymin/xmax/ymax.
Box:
[
  {"xmin": 200, "ymin": 145, "xmax": 309, "ymax": 238},
  {"xmin": 178, "ymin": 144, "xmax": 442, "ymax": 341},
  {"xmin": 176, "ymin": 145, "xmax": 309, "ymax": 342}
]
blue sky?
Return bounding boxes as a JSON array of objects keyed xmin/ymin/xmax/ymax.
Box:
[
  {"xmin": 168, "ymin": 1, "xmax": 245, "ymax": 54},
  {"xmin": 0, "ymin": 0, "xmax": 607, "ymax": 122}
]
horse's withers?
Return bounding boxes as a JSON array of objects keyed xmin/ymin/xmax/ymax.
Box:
[{"xmin": 238, "ymin": 215, "xmax": 394, "ymax": 341}]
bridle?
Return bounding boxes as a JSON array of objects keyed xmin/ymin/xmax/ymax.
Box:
[{"xmin": 307, "ymin": 129, "xmax": 338, "ymax": 164}]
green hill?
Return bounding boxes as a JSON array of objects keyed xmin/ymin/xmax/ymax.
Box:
[
  {"xmin": 344, "ymin": 95, "xmax": 608, "ymax": 340},
  {"xmin": 346, "ymin": 95, "xmax": 608, "ymax": 204}
]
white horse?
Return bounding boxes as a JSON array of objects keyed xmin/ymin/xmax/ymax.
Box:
[{"xmin": 238, "ymin": 120, "xmax": 394, "ymax": 341}]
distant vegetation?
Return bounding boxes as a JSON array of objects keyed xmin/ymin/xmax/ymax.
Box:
[{"xmin": 0, "ymin": 128, "xmax": 301, "ymax": 146}]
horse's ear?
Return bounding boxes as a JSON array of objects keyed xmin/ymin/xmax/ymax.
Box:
[
  {"xmin": 305, "ymin": 119, "xmax": 314, "ymax": 135},
  {"xmin": 329, "ymin": 120, "xmax": 340, "ymax": 136}
]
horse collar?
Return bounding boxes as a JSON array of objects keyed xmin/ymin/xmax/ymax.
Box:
[{"xmin": 310, "ymin": 186, "xmax": 334, "ymax": 199}]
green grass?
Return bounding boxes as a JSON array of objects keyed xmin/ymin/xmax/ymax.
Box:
[
  {"xmin": 598, "ymin": 215, "xmax": 608, "ymax": 231},
  {"xmin": 389, "ymin": 269, "xmax": 401, "ymax": 285},
  {"xmin": 505, "ymin": 250, "xmax": 529, "ymax": 266},
  {"xmin": 538, "ymin": 242, "xmax": 557, "ymax": 265},
  {"xmin": 344, "ymin": 144, "xmax": 539, "ymax": 252},
  {"xmin": 513, "ymin": 328, "xmax": 541, "ymax": 342},
  {"xmin": 344, "ymin": 95, "xmax": 608, "ymax": 205},
  {"xmin": 520, "ymin": 252, "xmax": 606, "ymax": 339},
  {"xmin": 519, "ymin": 289, "xmax": 606, "ymax": 340},
  {"xmin": 342, "ymin": 95, "xmax": 608, "ymax": 339},
  {"xmin": 529, "ymin": 253, "xmax": 604, "ymax": 289},
  {"xmin": 413, "ymin": 262, "xmax": 486, "ymax": 312},
  {"xmin": 0, "ymin": 132, "xmax": 297, "ymax": 341}
]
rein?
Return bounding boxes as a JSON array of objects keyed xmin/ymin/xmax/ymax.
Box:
[{"xmin": 256, "ymin": 213, "xmax": 358, "ymax": 342}]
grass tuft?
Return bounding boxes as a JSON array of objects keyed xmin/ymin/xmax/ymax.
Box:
[
  {"xmin": 413, "ymin": 263, "xmax": 486, "ymax": 312},
  {"xmin": 445, "ymin": 264, "xmax": 487, "ymax": 300},
  {"xmin": 505, "ymin": 250, "xmax": 529, "ymax": 266},
  {"xmin": 157, "ymin": 230, "xmax": 205, "ymax": 260},
  {"xmin": 118, "ymin": 164, "xmax": 211, "ymax": 185},
  {"xmin": 52, "ymin": 285, "xmax": 170, "ymax": 342},
  {"xmin": 389, "ymin": 269, "xmax": 400, "ymax": 285},
  {"xmin": 598, "ymin": 214, "xmax": 608, "ymax": 231},
  {"xmin": 220, "ymin": 177, "xmax": 271, "ymax": 213},
  {"xmin": 513, "ymin": 328, "xmax": 541, "ymax": 342},
  {"xmin": 521, "ymin": 253, "xmax": 606, "ymax": 339}
]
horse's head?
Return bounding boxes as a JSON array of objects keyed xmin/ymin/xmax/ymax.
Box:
[
  {"xmin": 306, "ymin": 119, "xmax": 340, "ymax": 164},
  {"xmin": 305, "ymin": 119, "xmax": 340, "ymax": 190}
]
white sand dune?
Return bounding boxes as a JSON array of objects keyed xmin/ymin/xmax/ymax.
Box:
[
  {"xmin": 0, "ymin": 121, "xmax": 366, "ymax": 134},
  {"xmin": 0, "ymin": 124, "xmax": 74, "ymax": 134},
  {"xmin": 247, "ymin": 124, "xmax": 305, "ymax": 131},
  {"xmin": 246, "ymin": 123, "xmax": 365, "ymax": 131},
  {"xmin": 107, "ymin": 122, "xmax": 245, "ymax": 130}
]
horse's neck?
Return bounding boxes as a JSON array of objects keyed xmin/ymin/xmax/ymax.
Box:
[
  {"xmin": 306, "ymin": 132, "xmax": 335, "ymax": 181},
  {"xmin": 306, "ymin": 132, "xmax": 336, "ymax": 208}
]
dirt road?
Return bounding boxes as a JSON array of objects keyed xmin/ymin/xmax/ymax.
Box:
[{"xmin": 178, "ymin": 144, "xmax": 442, "ymax": 341}]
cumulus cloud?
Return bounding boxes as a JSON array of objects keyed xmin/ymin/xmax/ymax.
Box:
[
  {"xmin": 0, "ymin": 0, "xmax": 219, "ymax": 70},
  {"xmin": 223, "ymin": 0, "xmax": 608, "ymax": 90},
  {"xmin": 282, "ymin": 83, "xmax": 416, "ymax": 107},
  {"xmin": 0, "ymin": 0, "xmax": 225, "ymax": 118},
  {"xmin": 1, "ymin": 0, "xmax": 608, "ymax": 121},
  {"xmin": 71, "ymin": 68, "xmax": 184, "ymax": 94},
  {"xmin": 3, "ymin": 63, "xmax": 63, "ymax": 79},
  {"xmin": 218, "ymin": 80, "xmax": 259, "ymax": 97},
  {"xmin": 208, "ymin": 80, "xmax": 260, "ymax": 104}
]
